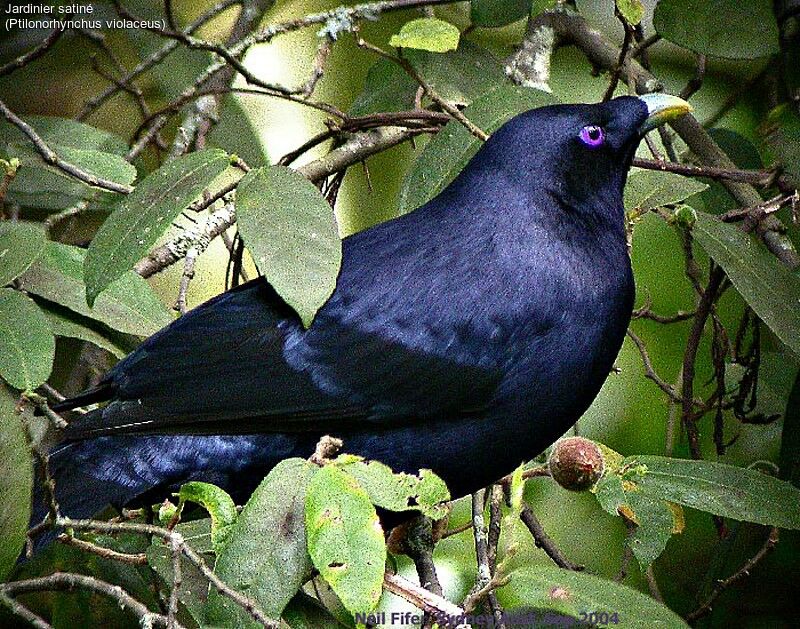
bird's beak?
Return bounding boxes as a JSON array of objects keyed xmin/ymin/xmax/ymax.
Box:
[{"xmin": 637, "ymin": 93, "xmax": 692, "ymax": 135}]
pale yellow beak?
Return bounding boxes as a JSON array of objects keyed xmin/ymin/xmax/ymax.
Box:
[{"xmin": 638, "ymin": 93, "xmax": 692, "ymax": 134}]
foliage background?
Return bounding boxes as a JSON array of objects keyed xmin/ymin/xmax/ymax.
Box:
[{"xmin": 0, "ymin": 0, "xmax": 799, "ymax": 627}]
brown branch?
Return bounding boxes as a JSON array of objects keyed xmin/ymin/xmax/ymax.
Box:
[
  {"xmin": 55, "ymin": 517, "xmax": 279, "ymax": 628},
  {"xmin": 0, "ymin": 590, "xmax": 51, "ymax": 629},
  {"xmin": 357, "ymin": 38, "xmax": 488, "ymax": 141},
  {"xmin": 0, "ymin": 572, "xmax": 174, "ymax": 628},
  {"xmin": 383, "ymin": 572, "xmax": 471, "ymax": 628},
  {"xmin": 632, "ymin": 298, "xmax": 695, "ymax": 324},
  {"xmin": 57, "ymin": 534, "xmax": 148, "ymax": 565},
  {"xmin": 681, "ymin": 266, "xmax": 726, "ymax": 459},
  {"xmin": 626, "ymin": 329, "xmax": 685, "ymax": 404},
  {"xmin": 602, "ymin": 11, "xmax": 634, "ymax": 102},
  {"xmin": 680, "ymin": 54, "xmax": 706, "ymax": 100},
  {"xmin": 519, "ymin": 502, "xmax": 583, "ymax": 571},
  {"xmin": 0, "ymin": 28, "xmax": 64, "ymax": 78},
  {"xmin": 78, "ymin": 0, "xmax": 242, "ymax": 119},
  {"xmin": 631, "ymin": 158, "xmax": 779, "ymax": 188}
]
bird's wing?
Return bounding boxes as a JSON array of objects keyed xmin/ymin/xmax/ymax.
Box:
[{"xmin": 62, "ymin": 276, "xmax": 501, "ymax": 439}]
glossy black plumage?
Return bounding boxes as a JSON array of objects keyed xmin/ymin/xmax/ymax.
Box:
[{"xmin": 41, "ymin": 96, "xmax": 652, "ymax": 523}]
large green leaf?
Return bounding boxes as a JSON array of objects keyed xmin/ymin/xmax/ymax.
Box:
[
  {"xmin": 41, "ymin": 303, "xmax": 132, "ymax": 359},
  {"xmin": 471, "ymin": 0, "xmax": 532, "ymax": 27},
  {"xmin": 624, "ymin": 169, "xmax": 708, "ymax": 210},
  {"xmin": 626, "ymin": 455, "xmax": 800, "ymax": 529},
  {"xmin": 6, "ymin": 142, "xmax": 137, "ymax": 190},
  {"xmin": 496, "ymin": 565, "xmax": 688, "ymax": 627},
  {"xmin": 399, "ymin": 85, "xmax": 556, "ymax": 213},
  {"xmin": 305, "ymin": 464, "xmax": 386, "ymax": 616},
  {"xmin": 0, "ymin": 382, "xmax": 33, "ymax": 580},
  {"xmin": 19, "ymin": 242, "xmax": 171, "ymax": 337},
  {"xmin": 0, "ymin": 288, "xmax": 54, "ymax": 390},
  {"xmin": 0, "ymin": 221, "xmax": 46, "ymax": 287},
  {"xmin": 389, "ymin": 18, "xmax": 460, "ymax": 53},
  {"xmin": 84, "ymin": 148, "xmax": 230, "ymax": 305},
  {"xmin": 207, "ymin": 458, "xmax": 317, "ymax": 625},
  {"xmin": 349, "ymin": 41, "xmax": 506, "ymax": 116},
  {"xmin": 653, "ymin": 0, "xmax": 779, "ymax": 59},
  {"xmin": 0, "ymin": 115, "xmax": 129, "ymax": 155},
  {"xmin": 0, "ymin": 116, "xmax": 131, "ymax": 209},
  {"xmin": 692, "ymin": 212, "xmax": 800, "ymax": 357},
  {"xmin": 236, "ymin": 166, "xmax": 341, "ymax": 327}
]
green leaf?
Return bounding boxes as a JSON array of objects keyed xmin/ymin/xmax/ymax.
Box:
[
  {"xmin": 761, "ymin": 104, "xmax": 800, "ymax": 180},
  {"xmin": 625, "ymin": 455, "xmax": 800, "ymax": 529},
  {"xmin": 0, "ymin": 221, "xmax": 46, "ymax": 286},
  {"xmin": 305, "ymin": 464, "xmax": 386, "ymax": 616},
  {"xmin": 624, "ymin": 169, "xmax": 709, "ymax": 210},
  {"xmin": 692, "ymin": 212, "xmax": 800, "ymax": 356},
  {"xmin": 350, "ymin": 41, "xmax": 506, "ymax": 116},
  {"xmin": 389, "ymin": 18, "xmax": 460, "ymax": 53},
  {"xmin": 653, "ymin": 0, "xmax": 779, "ymax": 59},
  {"xmin": 0, "ymin": 288, "xmax": 55, "ymax": 390},
  {"xmin": 41, "ymin": 303, "xmax": 132, "ymax": 359},
  {"xmin": 176, "ymin": 481, "xmax": 237, "ymax": 553},
  {"xmin": 207, "ymin": 458, "xmax": 317, "ymax": 625},
  {"xmin": 6, "ymin": 142, "xmax": 137, "ymax": 189},
  {"xmin": 84, "ymin": 148, "xmax": 230, "ymax": 306},
  {"xmin": 779, "ymin": 371, "xmax": 800, "ymax": 487},
  {"xmin": 616, "ymin": 0, "xmax": 644, "ymax": 26},
  {"xmin": 399, "ymin": 85, "xmax": 557, "ymax": 213},
  {"xmin": 624, "ymin": 490, "xmax": 675, "ymax": 569},
  {"xmin": 594, "ymin": 473, "xmax": 628, "ymax": 517},
  {"xmin": 19, "ymin": 242, "xmax": 171, "ymax": 337},
  {"xmin": 236, "ymin": 166, "xmax": 341, "ymax": 327},
  {"xmin": 334, "ymin": 457, "xmax": 450, "ymax": 519},
  {"xmin": 471, "ymin": 0, "xmax": 532, "ymax": 27},
  {"xmin": 0, "ymin": 115, "xmax": 129, "ymax": 155},
  {"xmin": 496, "ymin": 565, "xmax": 689, "ymax": 627},
  {"xmin": 0, "ymin": 382, "xmax": 33, "ymax": 580},
  {"xmin": 0, "ymin": 116, "xmax": 130, "ymax": 209}
]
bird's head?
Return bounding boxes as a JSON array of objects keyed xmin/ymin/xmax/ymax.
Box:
[{"xmin": 468, "ymin": 94, "xmax": 692, "ymax": 221}]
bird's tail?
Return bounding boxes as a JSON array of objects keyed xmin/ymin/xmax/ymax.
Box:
[{"xmin": 29, "ymin": 436, "xmax": 151, "ymax": 552}]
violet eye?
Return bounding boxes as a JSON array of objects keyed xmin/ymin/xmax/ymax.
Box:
[{"xmin": 579, "ymin": 125, "xmax": 605, "ymax": 148}]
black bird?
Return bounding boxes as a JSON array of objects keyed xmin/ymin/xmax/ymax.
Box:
[{"xmin": 39, "ymin": 94, "xmax": 690, "ymax": 524}]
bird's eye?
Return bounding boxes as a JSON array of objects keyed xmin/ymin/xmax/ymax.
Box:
[{"xmin": 579, "ymin": 125, "xmax": 605, "ymax": 148}]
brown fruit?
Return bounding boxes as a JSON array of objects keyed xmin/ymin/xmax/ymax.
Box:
[{"xmin": 548, "ymin": 437, "xmax": 605, "ymax": 491}]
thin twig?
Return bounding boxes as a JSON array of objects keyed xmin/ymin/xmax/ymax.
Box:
[
  {"xmin": 0, "ymin": 28, "xmax": 64, "ymax": 78},
  {"xmin": 383, "ymin": 572, "xmax": 471, "ymax": 628},
  {"xmin": 0, "ymin": 99, "xmax": 133, "ymax": 195},
  {"xmin": 686, "ymin": 527, "xmax": 779, "ymax": 622},
  {"xmin": 626, "ymin": 329, "xmax": 685, "ymax": 404},
  {"xmin": 57, "ymin": 534, "xmax": 148, "ymax": 565},
  {"xmin": 0, "ymin": 572, "xmax": 173, "ymax": 628},
  {"xmin": 0, "ymin": 590, "xmax": 52, "ymax": 629},
  {"xmin": 55, "ymin": 518, "xmax": 279, "ymax": 628},
  {"xmin": 519, "ymin": 503, "xmax": 584, "ymax": 571}
]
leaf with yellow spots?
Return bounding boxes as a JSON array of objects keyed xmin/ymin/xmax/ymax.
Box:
[{"xmin": 305, "ymin": 464, "xmax": 386, "ymax": 615}]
